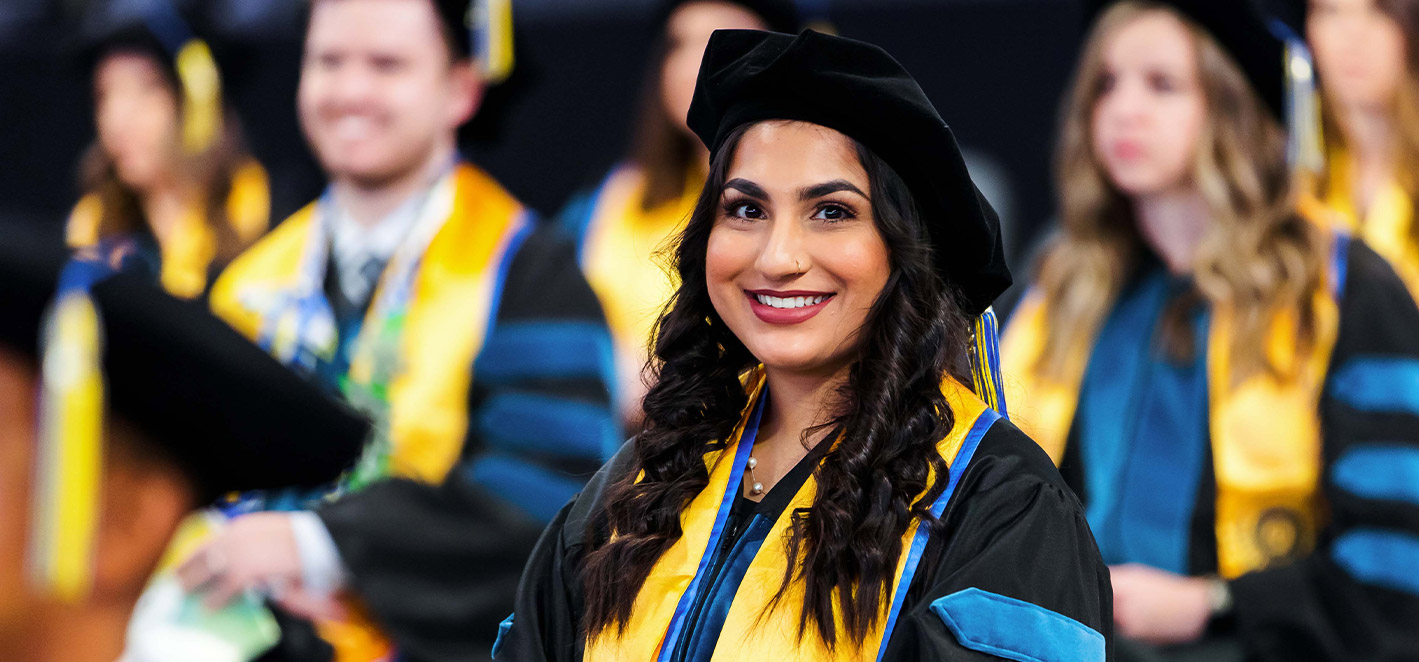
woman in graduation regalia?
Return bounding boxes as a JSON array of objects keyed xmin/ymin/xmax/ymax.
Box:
[
  {"xmin": 1304, "ymin": 0, "xmax": 1419, "ymax": 302},
  {"xmin": 1002, "ymin": 1, "xmax": 1419, "ymax": 660},
  {"xmin": 67, "ymin": 2, "xmax": 269, "ymax": 299},
  {"xmin": 557, "ymin": 0, "xmax": 798, "ymax": 423},
  {"xmin": 497, "ymin": 29, "xmax": 1112, "ymax": 662}
]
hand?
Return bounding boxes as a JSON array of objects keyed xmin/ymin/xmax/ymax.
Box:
[
  {"xmin": 1109, "ymin": 563, "xmax": 1213, "ymax": 645},
  {"xmin": 272, "ymin": 584, "xmax": 348, "ymax": 622},
  {"xmin": 177, "ymin": 512, "xmax": 305, "ymax": 609}
]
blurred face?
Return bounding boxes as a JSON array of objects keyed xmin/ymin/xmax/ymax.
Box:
[
  {"xmin": 1309, "ymin": 0, "xmax": 1407, "ymax": 112},
  {"xmin": 1091, "ymin": 11, "xmax": 1206, "ymax": 197},
  {"xmin": 706, "ymin": 121, "xmax": 891, "ymax": 378},
  {"xmin": 661, "ymin": 2, "xmax": 768, "ymax": 135},
  {"xmin": 300, "ymin": 0, "xmax": 480, "ymax": 188},
  {"xmin": 0, "ymin": 350, "xmax": 37, "ymax": 641},
  {"xmin": 94, "ymin": 52, "xmax": 179, "ymax": 192}
]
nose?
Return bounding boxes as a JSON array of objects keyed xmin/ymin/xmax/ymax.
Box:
[
  {"xmin": 323, "ymin": 61, "xmax": 378, "ymax": 111},
  {"xmin": 97, "ymin": 96, "xmax": 136, "ymax": 149},
  {"xmin": 1101, "ymin": 77, "xmax": 1149, "ymax": 129},
  {"xmin": 755, "ymin": 217, "xmax": 810, "ymax": 281}
]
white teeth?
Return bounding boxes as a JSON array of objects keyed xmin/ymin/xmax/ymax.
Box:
[
  {"xmin": 754, "ymin": 294, "xmax": 828, "ymax": 309},
  {"xmin": 334, "ymin": 116, "xmax": 374, "ymax": 140}
]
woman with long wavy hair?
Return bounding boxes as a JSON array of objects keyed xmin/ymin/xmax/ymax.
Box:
[
  {"xmin": 1002, "ymin": 1, "xmax": 1419, "ymax": 660},
  {"xmin": 495, "ymin": 29, "xmax": 1111, "ymax": 662},
  {"xmin": 68, "ymin": 5, "xmax": 269, "ymax": 299},
  {"xmin": 1306, "ymin": 0, "xmax": 1419, "ymax": 302},
  {"xmin": 557, "ymin": 0, "xmax": 797, "ymax": 424}
]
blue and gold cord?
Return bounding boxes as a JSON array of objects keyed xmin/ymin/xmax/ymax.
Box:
[{"xmin": 971, "ymin": 307, "xmax": 1009, "ymax": 419}]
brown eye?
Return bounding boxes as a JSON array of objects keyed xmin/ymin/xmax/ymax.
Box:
[
  {"xmin": 812, "ymin": 203, "xmax": 854, "ymax": 222},
  {"xmin": 1147, "ymin": 72, "xmax": 1178, "ymax": 93},
  {"xmin": 733, "ymin": 203, "xmax": 765, "ymax": 219},
  {"xmin": 1097, "ymin": 72, "xmax": 1117, "ymax": 95}
]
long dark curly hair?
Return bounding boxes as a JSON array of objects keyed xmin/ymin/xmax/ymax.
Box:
[{"xmin": 580, "ymin": 121, "xmax": 978, "ymax": 649}]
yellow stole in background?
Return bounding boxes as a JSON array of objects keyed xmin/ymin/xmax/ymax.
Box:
[
  {"xmin": 67, "ymin": 160, "xmax": 270, "ymax": 299},
  {"xmin": 1308, "ymin": 148, "xmax": 1419, "ymax": 303},
  {"xmin": 1001, "ymin": 236, "xmax": 1346, "ymax": 578},
  {"xmin": 585, "ymin": 371, "xmax": 998, "ymax": 661},
  {"xmin": 212, "ymin": 163, "xmax": 530, "ymax": 661},
  {"xmin": 210, "ymin": 163, "xmax": 530, "ymax": 484},
  {"xmin": 578, "ymin": 165, "xmax": 701, "ymax": 393}
]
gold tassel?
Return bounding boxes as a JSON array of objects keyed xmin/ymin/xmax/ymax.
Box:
[
  {"xmin": 30, "ymin": 291, "xmax": 106, "ymax": 602},
  {"xmin": 176, "ymin": 39, "xmax": 223, "ymax": 155},
  {"xmin": 472, "ymin": 0, "xmax": 515, "ymax": 84}
]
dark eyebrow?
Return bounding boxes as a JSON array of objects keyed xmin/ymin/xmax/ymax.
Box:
[
  {"xmin": 724, "ymin": 178, "xmax": 768, "ymax": 199},
  {"xmin": 800, "ymin": 180, "xmax": 868, "ymax": 202}
]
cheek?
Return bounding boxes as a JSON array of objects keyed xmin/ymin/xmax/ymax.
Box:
[
  {"xmin": 1089, "ymin": 98, "xmax": 1115, "ymax": 153},
  {"xmin": 660, "ymin": 54, "xmax": 699, "ymax": 122},
  {"xmin": 705, "ymin": 227, "xmax": 751, "ymax": 292},
  {"xmin": 297, "ymin": 78, "xmax": 321, "ymax": 122},
  {"xmin": 141, "ymin": 100, "xmax": 178, "ymax": 148},
  {"xmin": 1373, "ymin": 32, "xmax": 1408, "ymax": 96},
  {"xmin": 394, "ymin": 78, "xmax": 448, "ymax": 133},
  {"xmin": 1144, "ymin": 95, "xmax": 1203, "ymax": 175},
  {"xmin": 820, "ymin": 232, "xmax": 891, "ymax": 306},
  {"xmin": 1171, "ymin": 97, "xmax": 1206, "ymax": 164}
]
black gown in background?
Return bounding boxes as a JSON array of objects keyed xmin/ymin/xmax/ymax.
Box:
[{"xmin": 1057, "ymin": 242, "xmax": 1419, "ymax": 662}]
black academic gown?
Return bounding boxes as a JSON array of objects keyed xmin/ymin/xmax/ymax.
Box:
[
  {"xmin": 497, "ymin": 417, "xmax": 1114, "ymax": 661},
  {"xmin": 1058, "ymin": 242, "xmax": 1419, "ymax": 661},
  {"xmin": 260, "ymin": 224, "xmax": 617, "ymax": 662}
]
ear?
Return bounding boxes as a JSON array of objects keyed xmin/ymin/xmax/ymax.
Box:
[
  {"xmin": 447, "ymin": 59, "xmax": 485, "ymax": 130},
  {"xmin": 90, "ymin": 441, "xmax": 195, "ymax": 603}
]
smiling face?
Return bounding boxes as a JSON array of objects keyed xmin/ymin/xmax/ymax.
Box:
[
  {"xmin": 1090, "ymin": 10, "xmax": 1207, "ymax": 198},
  {"xmin": 299, "ymin": 0, "xmax": 479, "ymax": 189},
  {"xmin": 705, "ymin": 121, "xmax": 891, "ymax": 378}
]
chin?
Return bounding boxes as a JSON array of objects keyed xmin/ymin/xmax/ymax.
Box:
[
  {"xmin": 115, "ymin": 168, "xmax": 158, "ymax": 193},
  {"xmin": 1106, "ymin": 170, "xmax": 1171, "ymax": 198},
  {"xmin": 750, "ymin": 346, "xmax": 847, "ymax": 377},
  {"xmin": 324, "ymin": 158, "xmax": 400, "ymax": 187}
]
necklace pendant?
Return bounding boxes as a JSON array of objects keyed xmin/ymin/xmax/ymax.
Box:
[{"xmin": 750, "ymin": 482, "xmax": 764, "ymax": 495}]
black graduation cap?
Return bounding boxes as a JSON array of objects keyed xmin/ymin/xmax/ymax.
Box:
[
  {"xmin": 654, "ymin": 0, "xmax": 801, "ymax": 35},
  {"xmin": 1258, "ymin": 0, "xmax": 1307, "ymax": 38},
  {"xmin": 1082, "ymin": 0, "xmax": 1288, "ymax": 120},
  {"xmin": 0, "ymin": 228, "xmax": 370, "ymax": 504},
  {"xmin": 686, "ymin": 29, "xmax": 1011, "ymax": 317},
  {"xmin": 430, "ymin": 0, "xmax": 515, "ymax": 84}
]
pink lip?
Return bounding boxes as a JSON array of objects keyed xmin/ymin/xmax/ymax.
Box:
[
  {"xmin": 744, "ymin": 289, "xmax": 835, "ymax": 325},
  {"xmin": 1110, "ymin": 140, "xmax": 1145, "ymax": 160}
]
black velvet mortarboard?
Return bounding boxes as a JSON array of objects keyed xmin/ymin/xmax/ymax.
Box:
[
  {"xmin": 655, "ymin": 0, "xmax": 800, "ymax": 35},
  {"xmin": 434, "ymin": 0, "xmax": 474, "ymax": 57},
  {"xmin": 74, "ymin": 1, "xmax": 198, "ymax": 81},
  {"xmin": 0, "ymin": 227, "xmax": 370, "ymax": 502},
  {"xmin": 1083, "ymin": 0, "xmax": 1288, "ymax": 120},
  {"xmin": 687, "ymin": 29, "xmax": 1011, "ymax": 317}
]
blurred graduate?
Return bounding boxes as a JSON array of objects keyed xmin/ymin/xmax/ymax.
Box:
[
  {"xmin": 0, "ymin": 228, "xmax": 368, "ymax": 662},
  {"xmin": 68, "ymin": 0, "xmax": 270, "ymax": 299},
  {"xmin": 1305, "ymin": 0, "xmax": 1419, "ymax": 303},
  {"xmin": 186, "ymin": 0, "xmax": 617, "ymax": 659},
  {"xmin": 1003, "ymin": 0, "xmax": 1419, "ymax": 659},
  {"xmin": 556, "ymin": 0, "xmax": 799, "ymax": 423}
]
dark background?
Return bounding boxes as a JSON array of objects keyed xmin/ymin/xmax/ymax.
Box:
[{"xmin": 0, "ymin": 0, "xmax": 1086, "ymax": 268}]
